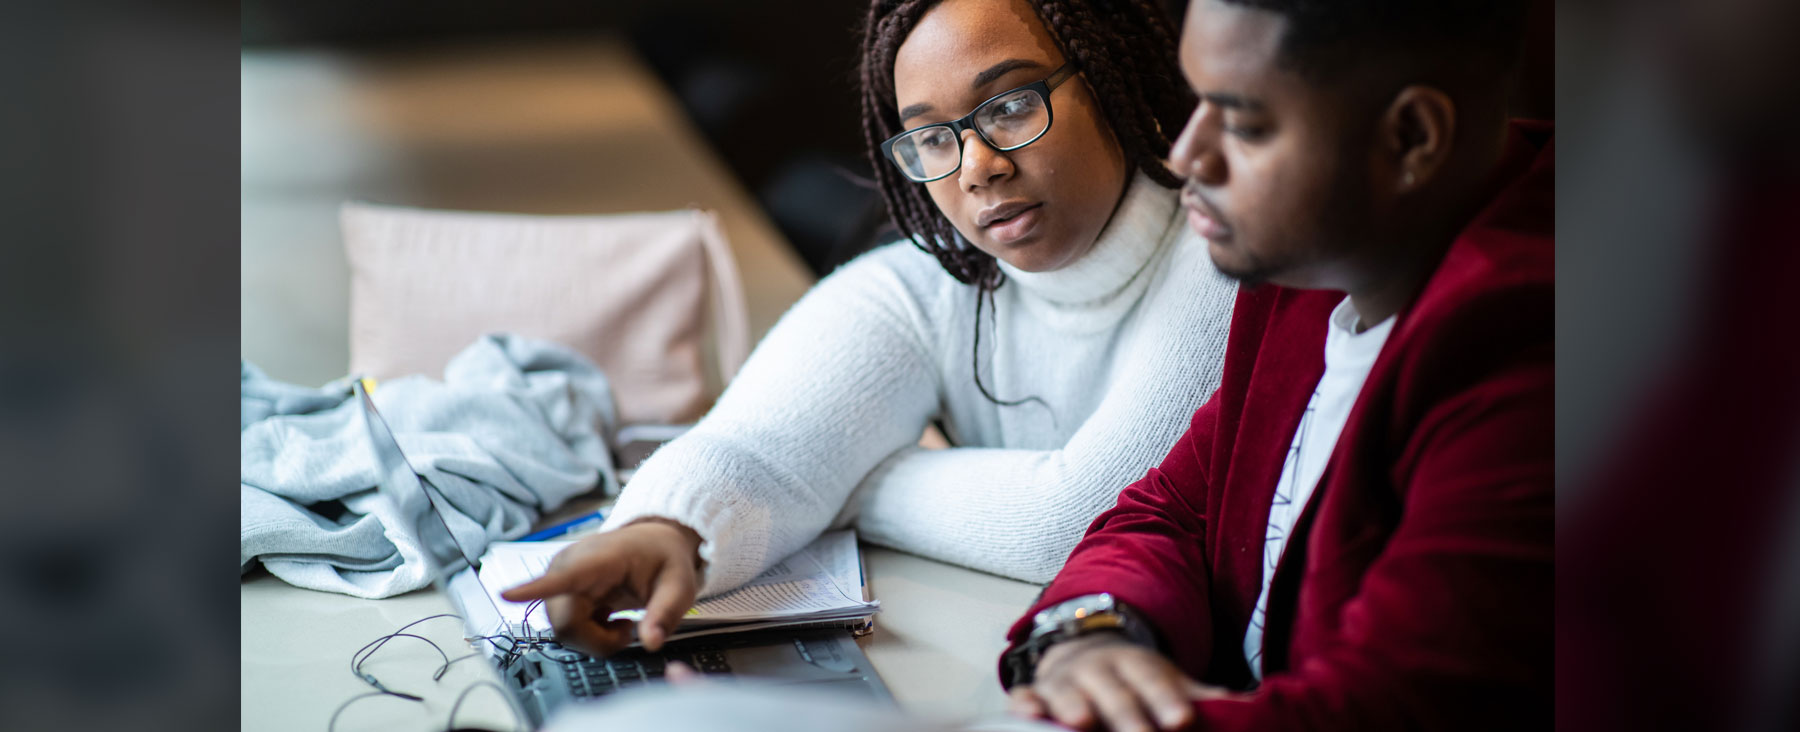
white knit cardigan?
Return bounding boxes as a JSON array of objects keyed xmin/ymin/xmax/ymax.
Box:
[{"xmin": 602, "ymin": 172, "xmax": 1237, "ymax": 594}]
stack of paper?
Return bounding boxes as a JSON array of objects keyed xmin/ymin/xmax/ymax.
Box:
[{"xmin": 471, "ymin": 529, "xmax": 880, "ymax": 643}]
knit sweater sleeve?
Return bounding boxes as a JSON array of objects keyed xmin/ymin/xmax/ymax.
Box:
[
  {"xmin": 851, "ymin": 249, "xmax": 1234, "ymax": 584},
  {"xmin": 600, "ymin": 245, "xmax": 941, "ymax": 597}
]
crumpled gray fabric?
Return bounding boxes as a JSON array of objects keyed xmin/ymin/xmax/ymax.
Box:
[{"xmin": 241, "ymin": 333, "xmax": 618, "ymax": 598}]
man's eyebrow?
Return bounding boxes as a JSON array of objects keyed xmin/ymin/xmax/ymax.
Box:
[
  {"xmin": 1199, "ymin": 92, "xmax": 1265, "ymax": 111},
  {"xmin": 898, "ymin": 58, "xmax": 1046, "ymax": 124}
]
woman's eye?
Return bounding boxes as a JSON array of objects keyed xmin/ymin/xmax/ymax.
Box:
[
  {"xmin": 918, "ymin": 130, "xmax": 953, "ymax": 148},
  {"xmin": 996, "ymin": 97, "xmax": 1037, "ymax": 118}
]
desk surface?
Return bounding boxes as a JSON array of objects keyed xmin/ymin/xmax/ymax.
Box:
[{"xmin": 241, "ymin": 544, "xmax": 1041, "ymax": 731}]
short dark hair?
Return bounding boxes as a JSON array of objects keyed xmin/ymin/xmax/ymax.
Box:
[{"xmin": 1217, "ymin": 0, "xmax": 1529, "ymax": 82}]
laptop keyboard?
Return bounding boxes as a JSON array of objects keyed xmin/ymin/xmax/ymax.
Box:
[{"xmin": 560, "ymin": 648, "xmax": 732, "ymax": 698}]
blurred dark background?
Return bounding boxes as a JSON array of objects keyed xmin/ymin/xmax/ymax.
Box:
[
  {"xmin": 243, "ymin": 0, "xmax": 1548, "ymax": 278},
  {"xmin": 243, "ymin": 0, "xmax": 897, "ymax": 276},
  {"xmin": 239, "ymin": 0, "xmax": 1552, "ymax": 278}
]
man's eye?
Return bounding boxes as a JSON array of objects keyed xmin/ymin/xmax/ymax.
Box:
[{"xmin": 1225, "ymin": 124, "xmax": 1267, "ymax": 140}]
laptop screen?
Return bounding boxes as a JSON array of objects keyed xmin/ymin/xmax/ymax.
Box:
[{"xmin": 353, "ymin": 380, "xmax": 512, "ymax": 636}]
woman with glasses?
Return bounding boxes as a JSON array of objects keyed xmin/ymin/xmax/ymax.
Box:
[{"xmin": 505, "ymin": 0, "xmax": 1237, "ymax": 657}]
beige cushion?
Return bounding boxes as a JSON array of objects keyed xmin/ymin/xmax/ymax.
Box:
[{"xmin": 342, "ymin": 203, "xmax": 749, "ymax": 426}]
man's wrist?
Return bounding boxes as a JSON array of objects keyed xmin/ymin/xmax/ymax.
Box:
[
  {"xmin": 1037, "ymin": 629, "xmax": 1131, "ymax": 670},
  {"xmin": 1002, "ymin": 593, "xmax": 1159, "ymax": 688}
]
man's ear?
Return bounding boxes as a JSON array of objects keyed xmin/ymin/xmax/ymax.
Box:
[{"xmin": 1380, "ymin": 85, "xmax": 1456, "ymax": 193}]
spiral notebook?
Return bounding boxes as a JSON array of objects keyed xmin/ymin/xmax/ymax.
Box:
[{"xmin": 470, "ymin": 529, "xmax": 881, "ymax": 643}]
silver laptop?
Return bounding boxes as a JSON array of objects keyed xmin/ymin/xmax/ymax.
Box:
[{"xmin": 353, "ymin": 381, "xmax": 892, "ymax": 728}]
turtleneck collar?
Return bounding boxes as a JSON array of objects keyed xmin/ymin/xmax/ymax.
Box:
[{"xmin": 996, "ymin": 170, "xmax": 1179, "ymax": 306}]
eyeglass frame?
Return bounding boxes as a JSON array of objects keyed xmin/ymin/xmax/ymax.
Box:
[{"xmin": 880, "ymin": 63, "xmax": 1078, "ymax": 183}]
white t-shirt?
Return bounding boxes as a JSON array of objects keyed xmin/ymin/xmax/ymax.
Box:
[{"xmin": 1243, "ymin": 296, "xmax": 1394, "ymax": 681}]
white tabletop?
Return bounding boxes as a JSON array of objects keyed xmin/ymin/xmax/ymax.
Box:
[{"xmin": 241, "ymin": 544, "xmax": 1041, "ymax": 731}]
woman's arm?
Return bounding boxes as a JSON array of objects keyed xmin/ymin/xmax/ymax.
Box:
[
  {"xmin": 601, "ymin": 246, "xmax": 943, "ymax": 597},
  {"xmin": 851, "ymin": 252, "xmax": 1235, "ymax": 583}
]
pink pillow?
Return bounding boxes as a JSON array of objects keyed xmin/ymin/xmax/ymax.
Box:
[{"xmin": 342, "ymin": 203, "xmax": 748, "ymax": 426}]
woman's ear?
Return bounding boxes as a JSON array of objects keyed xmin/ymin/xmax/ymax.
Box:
[{"xmin": 1380, "ymin": 85, "xmax": 1456, "ymax": 194}]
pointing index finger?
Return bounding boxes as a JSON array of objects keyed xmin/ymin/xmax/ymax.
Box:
[
  {"xmin": 500, "ymin": 572, "xmax": 573, "ymax": 603},
  {"xmin": 501, "ymin": 552, "xmax": 627, "ymax": 603}
]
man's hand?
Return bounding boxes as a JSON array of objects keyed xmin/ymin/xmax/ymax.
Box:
[
  {"xmin": 1007, "ymin": 633, "xmax": 1234, "ymax": 732},
  {"xmin": 500, "ymin": 518, "xmax": 703, "ymax": 656}
]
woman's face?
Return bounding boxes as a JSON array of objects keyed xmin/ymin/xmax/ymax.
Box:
[{"xmin": 892, "ymin": 0, "xmax": 1128, "ymax": 273}]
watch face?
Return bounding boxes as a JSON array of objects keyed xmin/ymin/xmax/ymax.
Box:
[{"xmin": 1038, "ymin": 593, "xmax": 1116, "ymax": 627}]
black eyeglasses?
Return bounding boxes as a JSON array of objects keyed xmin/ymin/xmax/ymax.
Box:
[{"xmin": 880, "ymin": 64, "xmax": 1077, "ymax": 183}]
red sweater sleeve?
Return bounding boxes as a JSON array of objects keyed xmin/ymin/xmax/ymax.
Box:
[
  {"xmin": 1194, "ymin": 359, "xmax": 1554, "ymax": 731},
  {"xmin": 1002, "ymin": 396, "xmax": 1222, "ymax": 677}
]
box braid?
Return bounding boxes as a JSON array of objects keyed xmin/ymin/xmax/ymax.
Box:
[{"xmin": 857, "ymin": 0, "xmax": 1196, "ymax": 407}]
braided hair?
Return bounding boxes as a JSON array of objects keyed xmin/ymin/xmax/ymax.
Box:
[{"xmin": 857, "ymin": 0, "xmax": 1195, "ymax": 406}]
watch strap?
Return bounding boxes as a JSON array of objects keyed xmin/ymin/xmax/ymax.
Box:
[{"xmin": 1001, "ymin": 597, "xmax": 1157, "ymax": 689}]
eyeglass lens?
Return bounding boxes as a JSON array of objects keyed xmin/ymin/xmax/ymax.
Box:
[{"xmin": 891, "ymin": 88, "xmax": 1049, "ymax": 181}]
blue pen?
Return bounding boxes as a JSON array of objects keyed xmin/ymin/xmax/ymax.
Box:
[{"xmin": 518, "ymin": 510, "xmax": 606, "ymax": 542}]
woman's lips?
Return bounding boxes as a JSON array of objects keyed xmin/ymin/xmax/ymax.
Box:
[{"xmin": 984, "ymin": 203, "xmax": 1044, "ymax": 245}]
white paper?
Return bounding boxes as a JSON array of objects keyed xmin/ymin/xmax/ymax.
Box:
[
  {"xmin": 474, "ymin": 529, "xmax": 877, "ymax": 639},
  {"xmin": 739, "ymin": 529, "xmax": 863, "ymax": 601}
]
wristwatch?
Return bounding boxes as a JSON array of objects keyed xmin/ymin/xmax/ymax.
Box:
[{"xmin": 1001, "ymin": 593, "xmax": 1158, "ymax": 688}]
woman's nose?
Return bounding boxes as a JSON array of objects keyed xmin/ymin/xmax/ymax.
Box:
[{"xmin": 957, "ymin": 129, "xmax": 1014, "ymax": 190}]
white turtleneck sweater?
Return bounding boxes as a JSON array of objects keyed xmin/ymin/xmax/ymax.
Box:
[{"xmin": 602, "ymin": 173, "xmax": 1237, "ymax": 595}]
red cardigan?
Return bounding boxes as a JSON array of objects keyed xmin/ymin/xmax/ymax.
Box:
[{"xmin": 1003, "ymin": 122, "xmax": 1555, "ymax": 731}]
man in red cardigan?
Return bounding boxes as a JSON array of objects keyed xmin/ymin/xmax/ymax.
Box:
[{"xmin": 1001, "ymin": 2, "xmax": 1551, "ymax": 731}]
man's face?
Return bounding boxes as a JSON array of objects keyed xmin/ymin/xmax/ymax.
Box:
[{"xmin": 1168, "ymin": 0, "xmax": 1377, "ymax": 289}]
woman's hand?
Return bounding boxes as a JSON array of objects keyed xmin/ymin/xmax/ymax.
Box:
[
  {"xmin": 1007, "ymin": 633, "xmax": 1235, "ymax": 732},
  {"xmin": 500, "ymin": 518, "xmax": 704, "ymax": 656}
]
